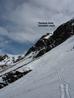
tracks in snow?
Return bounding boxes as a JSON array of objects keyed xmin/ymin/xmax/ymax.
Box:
[
  {"xmin": 55, "ymin": 68, "xmax": 71, "ymax": 98},
  {"xmin": 60, "ymin": 83, "xmax": 71, "ymax": 98}
]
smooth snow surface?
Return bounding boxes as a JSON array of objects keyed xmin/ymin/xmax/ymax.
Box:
[{"xmin": 0, "ymin": 36, "xmax": 74, "ymax": 98}]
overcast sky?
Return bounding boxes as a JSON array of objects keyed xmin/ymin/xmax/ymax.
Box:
[{"xmin": 0, "ymin": 0, "xmax": 74, "ymax": 54}]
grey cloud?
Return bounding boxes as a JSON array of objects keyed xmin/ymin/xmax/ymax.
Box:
[{"xmin": 0, "ymin": 0, "xmax": 74, "ymax": 54}]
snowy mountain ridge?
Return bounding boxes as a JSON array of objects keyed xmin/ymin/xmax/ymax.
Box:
[
  {"xmin": 0, "ymin": 54, "xmax": 25, "ymax": 72},
  {"xmin": 0, "ymin": 19, "xmax": 74, "ymax": 92},
  {"xmin": 25, "ymin": 18, "xmax": 74, "ymax": 58},
  {"xmin": 0, "ymin": 18, "xmax": 74, "ymax": 73}
]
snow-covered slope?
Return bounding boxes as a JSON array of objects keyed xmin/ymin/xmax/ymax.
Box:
[{"xmin": 0, "ymin": 35, "xmax": 74, "ymax": 98}]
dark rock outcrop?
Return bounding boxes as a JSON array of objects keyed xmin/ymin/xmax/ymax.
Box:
[
  {"xmin": 0, "ymin": 69, "xmax": 32, "ymax": 89},
  {"xmin": 25, "ymin": 19, "xmax": 74, "ymax": 58}
]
